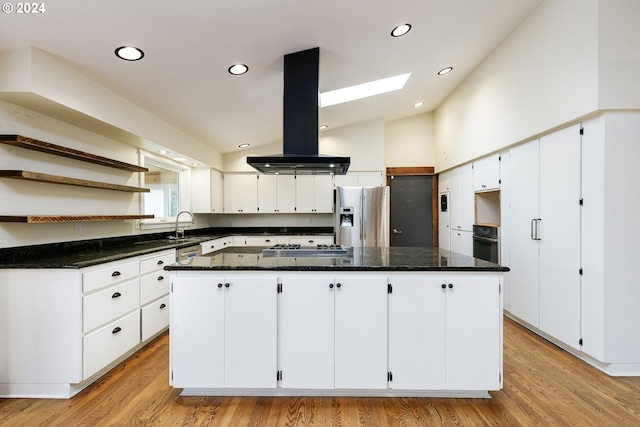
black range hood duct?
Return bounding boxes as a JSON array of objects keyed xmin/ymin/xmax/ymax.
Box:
[{"xmin": 247, "ymin": 47, "xmax": 350, "ymax": 175}]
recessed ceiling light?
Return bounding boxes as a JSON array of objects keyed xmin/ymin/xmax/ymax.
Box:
[
  {"xmin": 413, "ymin": 101, "xmax": 424, "ymax": 108},
  {"xmin": 238, "ymin": 143, "xmax": 250, "ymax": 148},
  {"xmin": 438, "ymin": 67, "xmax": 453, "ymax": 75},
  {"xmin": 115, "ymin": 46, "xmax": 144, "ymax": 61},
  {"xmin": 391, "ymin": 24, "xmax": 412, "ymax": 37},
  {"xmin": 319, "ymin": 124, "xmax": 329, "ymax": 130},
  {"xmin": 320, "ymin": 73, "xmax": 411, "ymax": 107},
  {"xmin": 228, "ymin": 64, "xmax": 249, "ymax": 75}
]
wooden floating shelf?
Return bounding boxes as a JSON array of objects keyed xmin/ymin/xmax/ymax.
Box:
[
  {"xmin": 0, "ymin": 215, "xmax": 155, "ymax": 223},
  {"xmin": 0, "ymin": 135, "xmax": 148, "ymax": 173},
  {"xmin": 0, "ymin": 170, "xmax": 150, "ymax": 193}
]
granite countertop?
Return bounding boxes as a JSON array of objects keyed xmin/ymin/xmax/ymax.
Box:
[
  {"xmin": 166, "ymin": 246, "xmax": 509, "ymax": 272},
  {"xmin": 0, "ymin": 227, "xmax": 334, "ymax": 269}
]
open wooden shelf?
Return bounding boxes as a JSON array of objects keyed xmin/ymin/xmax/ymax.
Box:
[
  {"xmin": 0, "ymin": 170, "xmax": 150, "ymax": 193},
  {"xmin": 0, "ymin": 215, "xmax": 154, "ymax": 223},
  {"xmin": 0, "ymin": 135, "xmax": 148, "ymax": 173}
]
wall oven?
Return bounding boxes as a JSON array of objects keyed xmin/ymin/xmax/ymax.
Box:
[{"xmin": 472, "ymin": 225, "xmax": 500, "ymax": 263}]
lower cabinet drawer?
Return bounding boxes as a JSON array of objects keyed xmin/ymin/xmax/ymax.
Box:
[
  {"xmin": 142, "ymin": 295, "xmax": 169, "ymax": 341},
  {"xmin": 141, "ymin": 295, "xmax": 170, "ymax": 342},
  {"xmin": 83, "ymin": 310, "xmax": 141, "ymax": 380},
  {"xmin": 83, "ymin": 278, "xmax": 140, "ymax": 333},
  {"xmin": 140, "ymin": 272, "xmax": 170, "ymax": 305}
]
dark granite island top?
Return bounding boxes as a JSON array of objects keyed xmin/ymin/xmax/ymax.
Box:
[{"xmin": 165, "ymin": 246, "xmax": 509, "ymax": 272}]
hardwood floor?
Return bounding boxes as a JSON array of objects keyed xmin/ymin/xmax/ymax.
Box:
[{"xmin": 2, "ymin": 317, "xmax": 640, "ymax": 426}]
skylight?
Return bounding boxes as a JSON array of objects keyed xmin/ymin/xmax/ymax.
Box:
[{"xmin": 320, "ymin": 73, "xmax": 411, "ymax": 108}]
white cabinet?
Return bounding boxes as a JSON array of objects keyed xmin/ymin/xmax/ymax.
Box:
[
  {"xmin": 139, "ymin": 250, "xmax": 174, "ymax": 341},
  {"xmin": 473, "ymin": 153, "xmax": 501, "ymax": 192},
  {"xmin": 245, "ymin": 235, "xmax": 289, "ymax": 247},
  {"xmin": 171, "ymin": 273, "xmax": 278, "ymax": 389},
  {"xmin": 224, "ymin": 173, "xmax": 258, "ymax": 213},
  {"xmin": 580, "ymin": 113, "xmax": 640, "ymax": 367},
  {"xmin": 295, "ymin": 175, "xmax": 334, "ymax": 213},
  {"xmin": 0, "ymin": 248, "xmax": 175, "ymax": 397},
  {"xmin": 257, "ymin": 175, "xmax": 296, "ymax": 213},
  {"xmin": 390, "ymin": 275, "xmax": 501, "ymax": 391},
  {"xmin": 507, "ymin": 124, "xmax": 581, "ymax": 350},
  {"xmin": 279, "ymin": 274, "xmax": 388, "ymax": 389},
  {"xmin": 450, "ymin": 230, "xmax": 473, "ymax": 257},
  {"xmin": 438, "ymin": 170, "xmax": 451, "ymax": 193},
  {"xmin": 82, "ymin": 258, "xmax": 142, "ymax": 379},
  {"xmin": 288, "ymin": 235, "xmax": 334, "ymax": 246},
  {"xmin": 334, "ymin": 171, "xmax": 384, "ymax": 187},
  {"xmin": 449, "ymin": 163, "xmax": 474, "ymax": 232},
  {"xmin": 200, "ymin": 236, "xmax": 232, "ymax": 255},
  {"xmin": 191, "ymin": 168, "xmax": 224, "ymax": 213}
]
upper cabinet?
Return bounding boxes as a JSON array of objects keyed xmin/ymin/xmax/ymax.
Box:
[
  {"xmin": 334, "ymin": 171, "xmax": 385, "ymax": 187},
  {"xmin": 295, "ymin": 175, "xmax": 334, "ymax": 213},
  {"xmin": 473, "ymin": 153, "xmax": 501, "ymax": 192},
  {"xmin": 438, "ymin": 170, "xmax": 451, "ymax": 193},
  {"xmin": 191, "ymin": 168, "xmax": 223, "ymax": 214},
  {"xmin": 257, "ymin": 175, "xmax": 296, "ymax": 214},
  {"xmin": 223, "ymin": 173, "xmax": 258, "ymax": 213}
]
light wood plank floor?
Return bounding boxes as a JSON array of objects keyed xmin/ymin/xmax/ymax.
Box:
[{"xmin": 2, "ymin": 317, "xmax": 640, "ymax": 427}]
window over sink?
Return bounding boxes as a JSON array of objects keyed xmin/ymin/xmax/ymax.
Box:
[{"xmin": 139, "ymin": 151, "xmax": 191, "ymax": 229}]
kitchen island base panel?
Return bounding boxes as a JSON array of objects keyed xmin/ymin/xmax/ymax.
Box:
[
  {"xmin": 170, "ymin": 269, "xmax": 504, "ymax": 397},
  {"xmin": 178, "ymin": 389, "xmax": 492, "ymax": 399}
]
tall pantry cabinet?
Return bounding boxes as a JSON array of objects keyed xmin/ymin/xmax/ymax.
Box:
[
  {"xmin": 506, "ymin": 124, "xmax": 582, "ymax": 351},
  {"xmin": 580, "ymin": 113, "xmax": 640, "ymax": 371}
]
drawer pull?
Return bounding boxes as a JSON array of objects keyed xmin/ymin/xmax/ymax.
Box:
[
  {"xmin": 111, "ymin": 292, "xmax": 122, "ymax": 299},
  {"xmin": 157, "ymin": 260, "xmax": 164, "ymax": 265},
  {"xmin": 112, "ymin": 326, "xmax": 122, "ymax": 334},
  {"xmin": 160, "ymin": 303, "xmax": 167, "ymax": 309},
  {"xmin": 111, "ymin": 271, "xmax": 121, "ymax": 277},
  {"xmin": 157, "ymin": 275, "xmax": 164, "ymax": 281}
]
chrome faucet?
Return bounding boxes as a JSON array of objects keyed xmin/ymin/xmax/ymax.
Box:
[{"xmin": 174, "ymin": 211, "xmax": 195, "ymax": 240}]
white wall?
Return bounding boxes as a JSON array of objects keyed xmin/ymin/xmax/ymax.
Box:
[
  {"xmin": 0, "ymin": 47, "xmax": 223, "ymax": 169},
  {"xmin": 223, "ymin": 119, "xmax": 386, "ymax": 172},
  {"xmin": 0, "ymin": 100, "xmax": 139, "ymax": 248},
  {"xmin": 597, "ymin": 0, "xmax": 640, "ymax": 109},
  {"xmin": 384, "ymin": 112, "xmax": 435, "ymax": 168},
  {"xmin": 434, "ymin": 0, "xmax": 600, "ymax": 171}
]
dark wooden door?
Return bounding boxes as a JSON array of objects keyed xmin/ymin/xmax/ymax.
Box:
[{"xmin": 389, "ymin": 175, "xmax": 433, "ymax": 247}]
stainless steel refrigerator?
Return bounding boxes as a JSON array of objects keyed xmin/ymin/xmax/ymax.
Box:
[{"xmin": 336, "ymin": 186, "xmax": 390, "ymax": 247}]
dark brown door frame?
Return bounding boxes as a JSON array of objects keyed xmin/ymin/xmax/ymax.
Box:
[{"xmin": 385, "ymin": 166, "xmax": 438, "ymax": 247}]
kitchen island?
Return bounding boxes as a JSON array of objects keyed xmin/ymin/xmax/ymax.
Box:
[{"xmin": 166, "ymin": 246, "xmax": 508, "ymax": 398}]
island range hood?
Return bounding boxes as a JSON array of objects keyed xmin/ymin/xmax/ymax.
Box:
[{"xmin": 247, "ymin": 47, "xmax": 350, "ymax": 175}]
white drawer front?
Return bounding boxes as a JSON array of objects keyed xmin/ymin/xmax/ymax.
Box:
[
  {"xmin": 83, "ymin": 310, "xmax": 140, "ymax": 380},
  {"xmin": 140, "ymin": 250, "xmax": 175, "ymax": 275},
  {"xmin": 141, "ymin": 295, "xmax": 169, "ymax": 342},
  {"xmin": 289, "ymin": 236, "xmax": 334, "ymax": 246},
  {"xmin": 83, "ymin": 279, "xmax": 140, "ymax": 333},
  {"xmin": 83, "ymin": 259, "xmax": 139, "ymax": 293},
  {"xmin": 245, "ymin": 236, "xmax": 289, "ymax": 246},
  {"xmin": 140, "ymin": 272, "xmax": 170, "ymax": 305}
]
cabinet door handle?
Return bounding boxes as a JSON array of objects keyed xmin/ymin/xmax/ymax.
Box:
[
  {"xmin": 112, "ymin": 327, "xmax": 122, "ymax": 334},
  {"xmin": 218, "ymin": 283, "xmax": 223, "ymax": 288},
  {"xmin": 111, "ymin": 271, "xmax": 121, "ymax": 277},
  {"xmin": 160, "ymin": 303, "xmax": 167, "ymax": 309},
  {"xmin": 336, "ymin": 283, "xmax": 342, "ymax": 288},
  {"xmin": 441, "ymin": 283, "xmax": 446, "ymax": 289},
  {"xmin": 157, "ymin": 260, "xmax": 164, "ymax": 265},
  {"xmin": 111, "ymin": 292, "xmax": 122, "ymax": 299},
  {"xmin": 329, "ymin": 283, "xmax": 334, "ymax": 289},
  {"xmin": 224, "ymin": 283, "xmax": 230, "ymax": 288},
  {"xmin": 157, "ymin": 275, "xmax": 164, "ymax": 281},
  {"xmin": 448, "ymin": 283, "xmax": 453, "ymax": 289}
]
